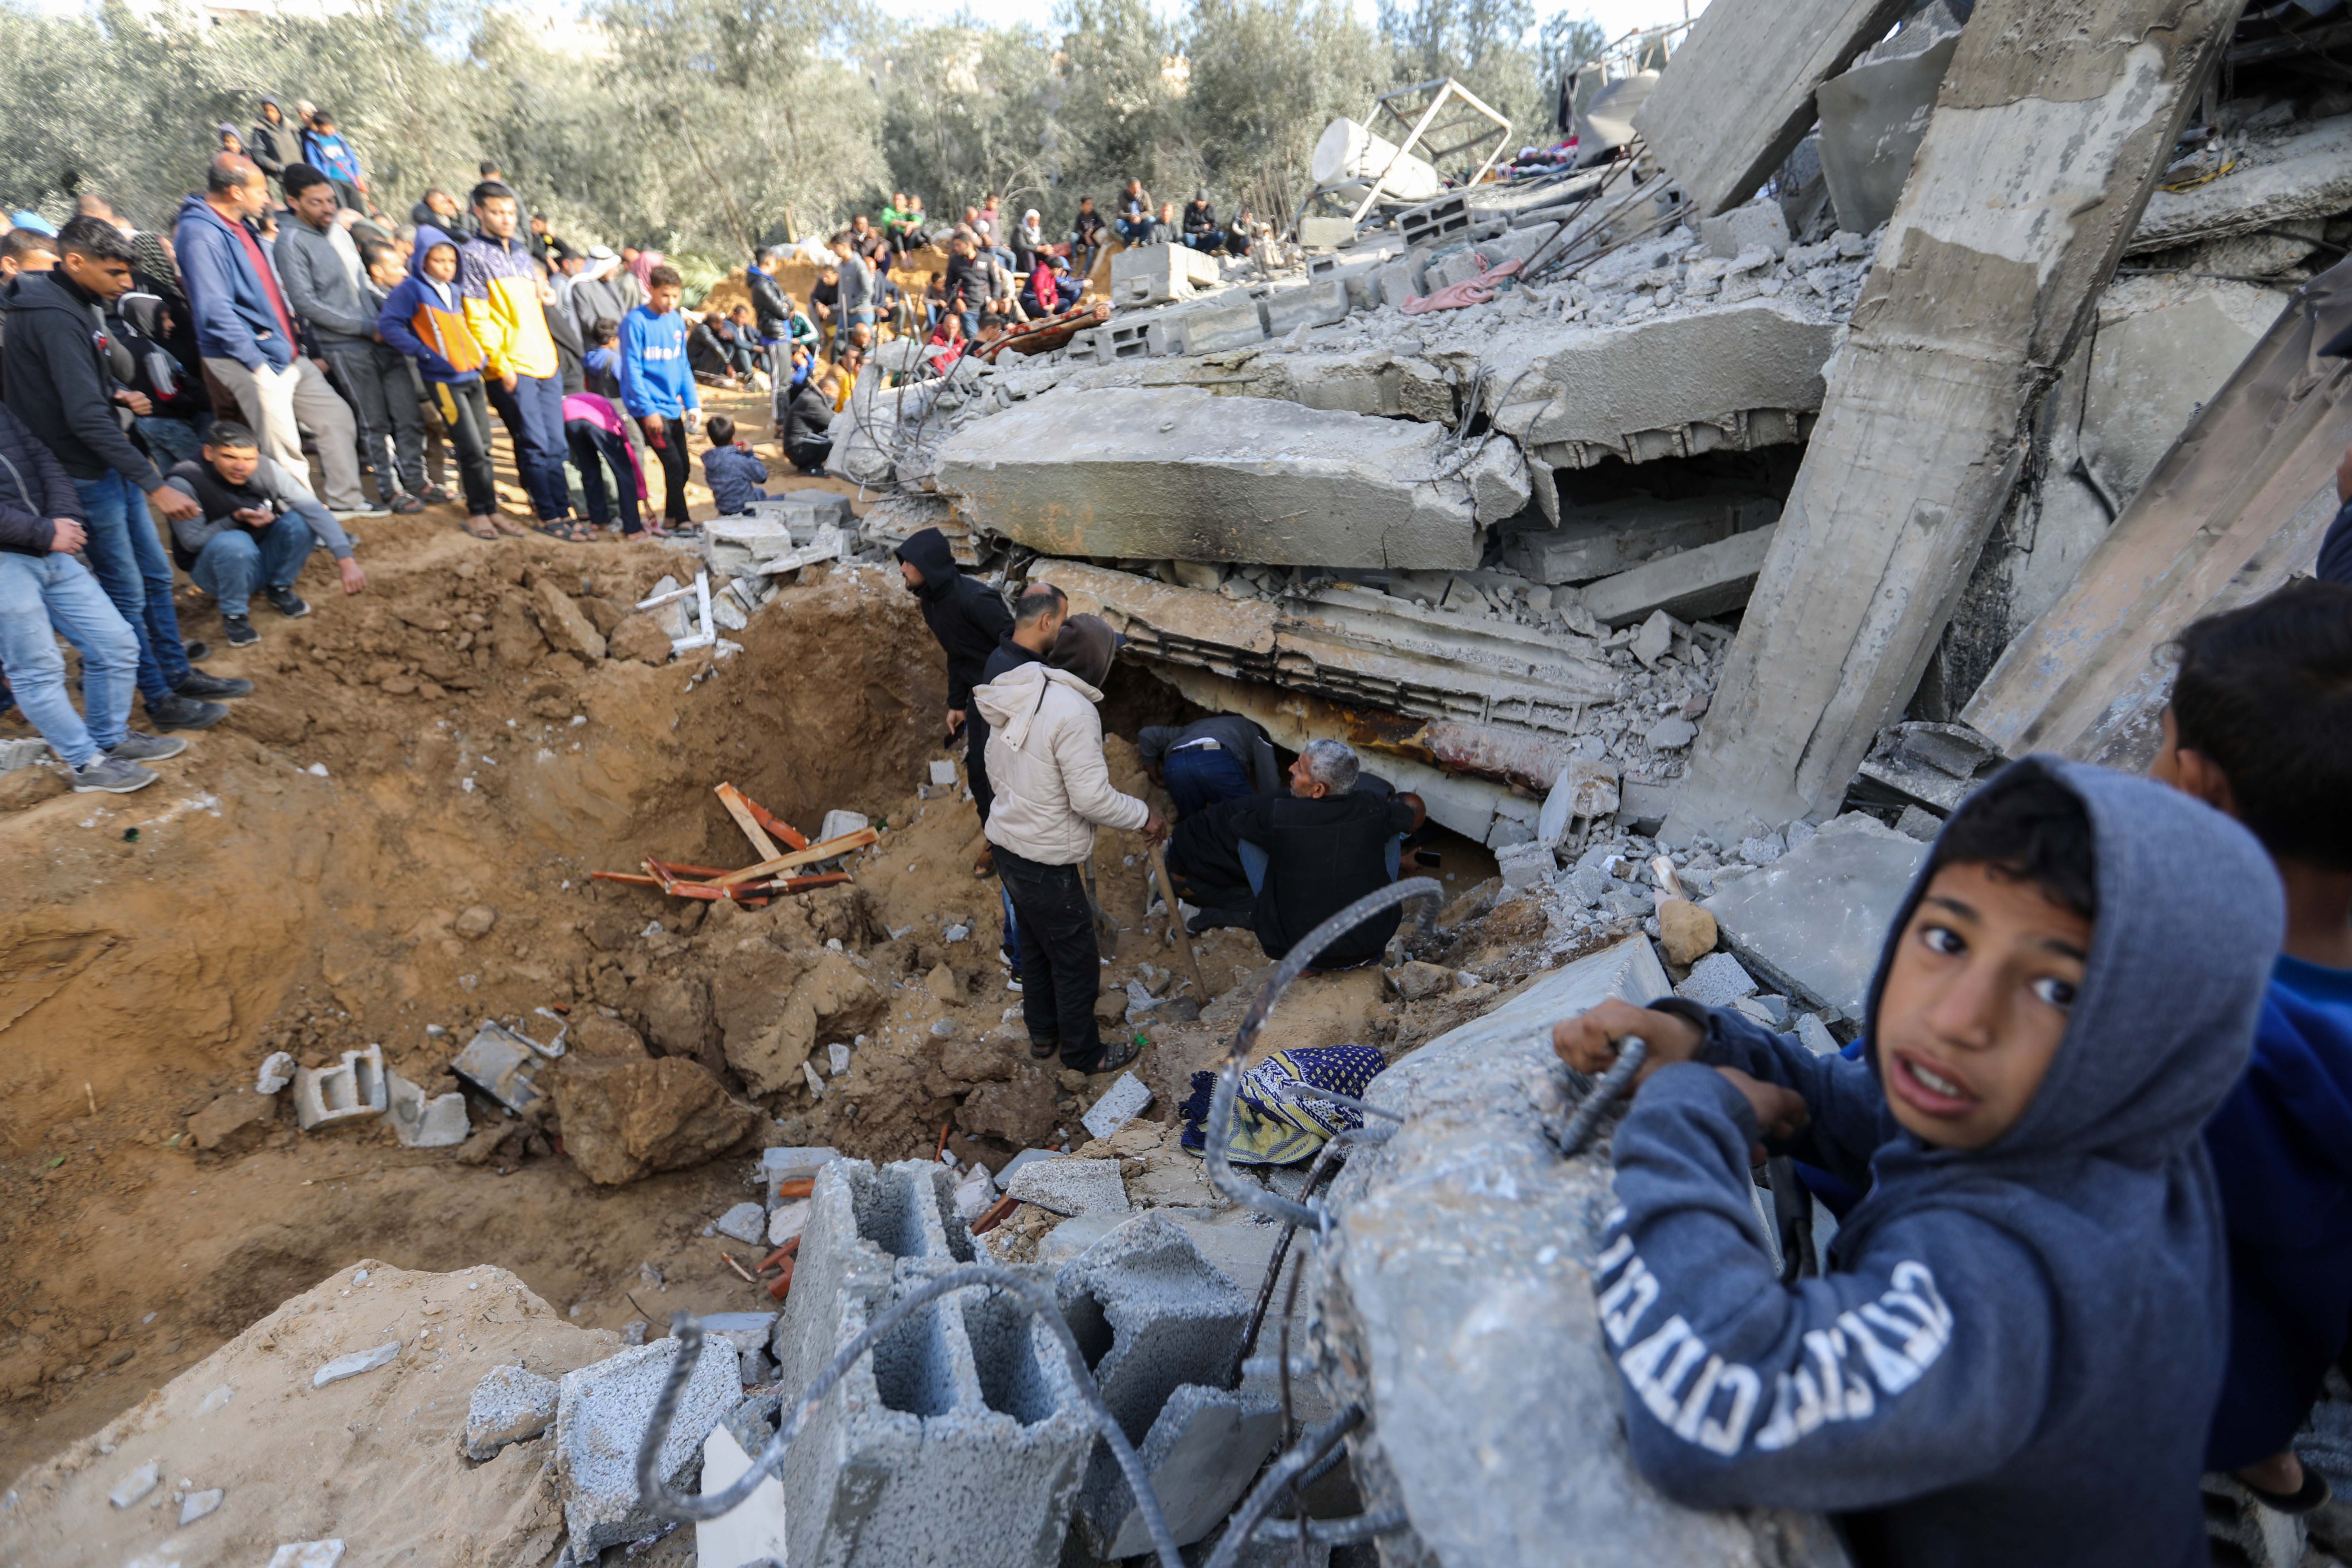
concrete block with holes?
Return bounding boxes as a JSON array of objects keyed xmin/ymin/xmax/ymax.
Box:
[
  {"xmin": 1054, "ymin": 1213, "xmax": 1277, "ymax": 1556},
  {"xmin": 773, "ymin": 1158, "xmax": 1093, "ymax": 1568}
]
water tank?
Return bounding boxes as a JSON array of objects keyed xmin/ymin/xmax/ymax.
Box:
[{"xmin": 1311, "ymin": 118, "xmax": 1445, "ymax": 203}]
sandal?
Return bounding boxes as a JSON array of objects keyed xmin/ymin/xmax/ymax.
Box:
[
  {"xmin": 538, "ymin": 518, "xmax": 595, "ymax": 543},
  {"xmin": 1089, "ymin": 1036, "xmax": 1142, "ymax": 1075},
  {"xmin": 490, "ymin": 513, "xmax": 532, "ymax": 537},
  {"xmin": 460, "ymin": 515, "xmax": 500, "ymax": 540},
  {"xmin": 1029, "ymin": 1038, "xmax": 1058, "ymax": 1061},
  {"xmin": 2239, "ymin": 1470, "xmax": 2332, "ymax": 1516}
]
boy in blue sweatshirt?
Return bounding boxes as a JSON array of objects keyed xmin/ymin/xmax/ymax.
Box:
[
  {"xmin": 1554, "ymin": 758, "xmax": 2282, "ymax": 1567},
  {"xmin": 2150, "ymin": 579, "xmax": 2352, "ymax": 1514},
  {"xmin": 618, "ymin": 262, "xmax": 698, "ymax": 534},
  {"xmin": 699, "ymin": 416, "xmax": 770, "ymax": 515}
]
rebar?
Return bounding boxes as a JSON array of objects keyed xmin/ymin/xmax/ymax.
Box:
[{"xmin": 1555, "ymin": 1034, "xmax": 1648, "ymax": 1158}]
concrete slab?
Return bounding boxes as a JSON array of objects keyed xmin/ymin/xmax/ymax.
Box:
[
  {"xmin": 1506, "ymin": 494, "xmax": 1780, "ymax": 584},
  {"xmin": 1670, "ymin": 0, "xmax": 2243, "ymax": 839},
  {"xmin": 462, "ymin": 1363, "xmax": 559, "ymax": 1459},
  {"xmin": 1113, "ymin": 243, "xmax": 1223, "ymax": 307},
  {"xmin": 1081, "ymin": 1072, "xmax": 1153, "ymax": 1141},
  {"xmin": 555, "ymin": 1337, "xmax": 743, "ymax": 1555},
  {"xmin": 2130, "ymin": 113, "xmax": 2352, "ymax": 254},
  {"xmin": 1703, "ymin": 813, "xmax": 1926, "ymax": 1021},
  {"xmin": 1579, "ymin": 524, "xmax": 1776, "ymax": 625},
  {"xmin": 935, "ymin": 387, "xmax": 1482, "ymax": 570},
  {"xmin": 1635, "ymin": 0, "xmax": 1913, "ymax": 216},
  {"xmin": 697, "ymin": 1419, "xmax": 790, "ymax": 1568},
  {"xmin": 1097, "ymin": 1383, "xmax": 1284, "ymax": 1557},
  {"xmin": 1815, "ymin": 10, "xmax": 1965, "ymax": 234},
  {"xmin": 1480, "ymin": 301, "xmax": 1837, "ymax": 472},
  {"xmin": 384, "ymin": 1069, "xmax": 469, "ymax": 1148},
  {"xmin": 1317, "ymin": 936, "xmax": 1846, "ymax": 1566},
  {"xmin": 1005, "ymin": 1156, "xmax": 1130, "ymax": 1218}
]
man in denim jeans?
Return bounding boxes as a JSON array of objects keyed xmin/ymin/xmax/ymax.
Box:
[
  {"xmin": 0, "ymin": 216, "xmax": 247, "ymax": 731},
  {"xmin": 0, "ymin": 400, "xmax": 182, "ymax": 792}
]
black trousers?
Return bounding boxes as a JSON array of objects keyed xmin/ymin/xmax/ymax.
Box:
[
  {"xmin": 646, "ymin": 415, "xmax": 690, "ymax": 523},
  {"xmin": 991, "ymin": 845, "xmax": 1105, "ymax": 1071}
]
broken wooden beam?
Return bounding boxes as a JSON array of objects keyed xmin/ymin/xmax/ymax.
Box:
[
  {"xmin": 715, "ymin": 782, "xmax": 783, "ymax": 862},
  {"xmin": 710, "ymin": 827, "xmax": 880, "ymax": 888}
]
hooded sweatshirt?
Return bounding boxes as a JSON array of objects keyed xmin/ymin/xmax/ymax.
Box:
[
  {"xmin": 376, "ymin": 240, "xmax": 485, "ymax": 386},
  {"xmin": 173, "ymin": 192, "xmax": 298, "ymax": 373},
  {"xmin": 249, "ymin": 99, "xmax": 300, "ymax": 181},
  {"xmin": 456, "ymin": 230, "xmax": 556, "ymax": 382},
  {"xmin": 0, "ymin": 398, "xmax": 82, "ymax": 555},
  {"xmin": 893, "ymin": 527, "xmax": 1011, "ymax": 713},
  {"xmin": 0, "ymin": 270, "xmax": 165, "ymax": 493},
  {"xmin": 1596, "ymin": 759, "xmax": 2282, "ymax": 1568},
  {"xmin": 973, "ymin": 660, "xmax": 1148, "ymax": 864},
  {"xmin": 277, "ymin": 210, "xmax": 377, "ymax": 346},
  {"xmin": 618, "ymin": 302, "xmax": 695, "ymax": 420}
]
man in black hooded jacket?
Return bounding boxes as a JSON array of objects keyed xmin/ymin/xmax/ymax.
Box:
[
  {"xmin": 894, "ymin": 526, "xmax": 1012, "ymax": 750},
  {"xmin": 249, "ymin": 95, "xmax": 301, "ymax": 191}
]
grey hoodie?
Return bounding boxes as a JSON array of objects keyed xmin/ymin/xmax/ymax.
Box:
[
  {"xmin": 1598, "ymin": 758, "xmax": 2282, "ymax": 1567},
  {"xmin": 277, "ymin": 215, "xmax": 378, "ymax": 346}
]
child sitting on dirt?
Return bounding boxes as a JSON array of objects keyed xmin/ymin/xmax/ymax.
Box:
[
  {"xmin": 699, "ymin": 416, "xmax": 770, "ymax": 516},
  {"xmin": 1552, "ymin": 759, "xmax": 2282, "ymax": 1566},
  {"xmin": 2149, "ymin": 579, "xmax": 2352, "ymax": 1515}
]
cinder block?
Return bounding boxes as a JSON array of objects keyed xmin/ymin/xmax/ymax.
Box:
[
  {"xmin": 555, "ymin": 1337, "xmax": 743, "ymax": 1556},
  {"xmin": 1091, "ymin": 1382, "xmax": 1283, "ymax": 1557},
  {"xmin": 1378, "ymin": 248, "xmax": 1430, "ymax": 310},
  {"xmin": 1495, "ymin": 841, "xmax": 1555, "ymax": 892},
  {"xmin": 1263, "ymin": 279, "xmax": 1350, "ymax": 338},
  {"xmin": 1055, "ymin": 1214, "xmax": 1253, "ymax": 1556},
  {"xmin": 1297, "ymin": 215, "xmax": 1356, "ymax": 251},
  {"xmin": 775, "ymin": 1159, "xmax": 1093, "ymax": 1568},
  {"xmin": 1105, "ymin": 316, "xmax": 1158, "ymax": 360},
  {"xmin": 451, "ymin": 1022, "xmax": 547, "ymax": 1115},
  {"xmin": 384, "ymin": 1069, "xmax": 468, "ymax": 1147},
  {"xmin": 462, "ymin": 1363, "xmax": 559, "ymax": 1460},
  {"xmin": 293, "ymin": 1044, "xmax": 386, "ymax": 1132},
  {"xmin": 1111, "ymin": 243, "xmax": 1222, "ymax": 307},
  {"xmin": 706, "ymin": 516, "xmax": 795, "ymax": 578},
  {"xmin": 1151, "ymin": 293, "xmax": 1267, "ymax": 357},
  {"xmin": 1398, "ymin": 192, "xmax": 1473, "ymax": 250}
]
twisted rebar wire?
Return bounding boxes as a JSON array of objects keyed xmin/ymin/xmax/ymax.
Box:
[{"xmin": 1555, "ymin": 1034, "xmax": 1648, "ymax": 1158}]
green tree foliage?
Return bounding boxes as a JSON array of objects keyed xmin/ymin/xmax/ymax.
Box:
[{"xmin": 0, "ymin": 0, "xmax": 1600, "ymax": 253}]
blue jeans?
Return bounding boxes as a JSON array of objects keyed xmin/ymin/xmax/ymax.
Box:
[
  {"xmin": 1162, "ymin": 744, "xmax": 1254, "ymax": 818},
  {"xmin": 135, "ymin": 415, "xmax": 206, "ymax": 468},
  {"xmin": 191, "ymin": 516, "xmax": 315, "ymax": 617},
  {"xmin": 73, "ymin": 472, "xmax": 192, "ymax": 704},
  {"xmin": 0, "ymin": 551, "xmax": 139, "ymax": 766},
  {"xmin": 566, "ymin": 420, "xmax": 642, "ymax": 534},
  {"xmin": 487, "ymin": 372, "xmax": 569, "ymax": 521}
]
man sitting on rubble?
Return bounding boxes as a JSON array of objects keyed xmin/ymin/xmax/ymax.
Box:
[
  {"xmin": 2148, "ymin": 580, "xmax": 2352, "ymax": 1518},
  {"xmin": 162, "ymin": 421, "xmax": 366, "ymax": 648},
  {"xmin": 1551, "ymin": 759, "xmax": 2282, "ymax": 1567},
  {"xmin": 1228, "ymin": 739, "xmax": 1423, "ymax": 970},
  {"xmin": 974, "ymin": 612, "xmax": 1164, "ymax": 1074},
  {"xmin": 1139, "ymin": 712, "xmax": 1278, "ymax": 816}
]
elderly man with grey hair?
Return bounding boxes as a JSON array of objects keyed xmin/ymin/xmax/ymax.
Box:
[{"xmin": 1229, "ymin": 739, "xmax": 1425, "ymax": 970}]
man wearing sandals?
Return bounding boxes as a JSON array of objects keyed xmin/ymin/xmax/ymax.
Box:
[{"xmin": 972, "ymin": 613, "xmax": 1166, "ymax": 1076}]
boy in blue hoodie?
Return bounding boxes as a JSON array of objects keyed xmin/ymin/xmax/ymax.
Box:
[
  {"xmin": 619, "ymin": 262, "xmax": 698, "ymax": 535},
  {"xmin": 2149, "ymin": 579, "xmax": 2352, "ymax": 1514},
  {"xmin": 1553, "ymin": 758, "xmax": 2282, "ymax": 1567}
]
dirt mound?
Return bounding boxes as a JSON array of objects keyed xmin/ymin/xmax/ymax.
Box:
[{"xmin": 0, "ymin": 1261, "xmax": 615, "ymax": 1568}]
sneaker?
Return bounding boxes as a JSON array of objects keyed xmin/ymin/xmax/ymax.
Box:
[
  {"xmin": 221, "ymin": 613, "xmax": 259, "ymax": 647},
  {"xmin": 70, "ymin": 755, "xmax": 157, "ymax": 793},
  {"xmin": 145, "ymin": 693, "xmax": 228, "ymax": 731},
  {"xmin": 107, "ymin": 731, "xmax": 188, "ymax": 763},
  {"xmin": 175, "ymin": 668, "xmax": 252, "ymax": 699},
  {"xmin": 329, "ymin": 504, "xmax": 389, "ymax": 521},
  {"xmin": 181, "ymin": 640, "xmax": 210, "ymax": 662},
  {"xmin": 264, "ymin": 586, "xmax": 311, "ymax": 619},
  {"xmin": 389, "ymin": 492, "xmax": 425, "ymax": 515}
]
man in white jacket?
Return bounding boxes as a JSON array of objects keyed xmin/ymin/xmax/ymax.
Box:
[{"xmin": 973, "ymin": 614, "xmax": 1165, "ymax": 1074}]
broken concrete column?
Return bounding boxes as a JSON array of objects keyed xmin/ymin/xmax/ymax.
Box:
[
  {"xmin": 1580, "ymin": 525, "xmax": 1776, "ymax": 625},
  {"xmin": 933, "ymin": 386, "xmax": 1485, "ymax": 570},
  {"xmin": 774, "ymin": 1161, "xmax": 1093, "ymax": 1568},
  {"xmin": 1634, "ymin": 0, "xmax": 1914, "ymax": 216},
  {"xmin": 1963, "ymin": 256, "xmax": 2352, "ymax": 766},
  {"xmin": 2129, "ymin": 115, "xmax": 2352, "ymax": 255},
  {"xmin": 1814, "ymin": 2, "xmax": 1967, "ymax": 234},
  {"xmin": 1669, "ymin": 0, "xmax": 2244, "ymax": 840},
  {"xmin": 1315, "ymin": 935, "xmax": 1847, "ymax": 1566}
]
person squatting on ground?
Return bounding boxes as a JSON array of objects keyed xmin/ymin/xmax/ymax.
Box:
[
  {"xmin": 700, "ymin": 415, "xmax": 768, "ymax": 516},
  {"xmin": 378, "ymin": 236, "xmax": 503, "ymax": 540},
  {"xmin": 1551, "ymin": 758, "xmax": 2284, "ymax": 1568},
  {"xmin": 460, "ymin": 180, "xmax": 575, "ymax": 536},
  {"xmin": 0, "ymin": 399, "xmax": 177, "ymax": 793},
  {"xmin": 161, "ymin": 422, "xmax": 365, "ymax": 649},
  {"xmin": 1, "ymin": 215, "xmax": 247, "ymax": 732},
  {"xmin": 1228, "ymin": 739, "xmax": 1422, "ymax": 971},
  {"xmin": 973, "ymin": 612, "xmax": 1165, "ymax": 1075},
  {"xmin": 619, "ymin": 263, "xmax": 698, "ymax": 536},
  {"xmin": 2148, "ymin": 580, "xmax": 2352, "ymax": 1517},
  {"xmin": 277, "ymin": 164, "xmax": 427, "ymax": 515}
]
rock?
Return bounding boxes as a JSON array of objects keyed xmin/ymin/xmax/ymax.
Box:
[
  {"xmin": 532, "ymin": 579, "xmax": 607, "ymax": 662},
  {"xmin": 462, "ymin": 1363, "xmax": 560, "ymax": 1460},
  {"xmin": 1631, "ymin": 609, "xmax": 1675, "ymax": 666},
  {"xmin": 1656, "ymin": 898, "xmax": 1719, "ymax": 967},
  {"xmin": 720, "ymin": 950, "xmax": 884, "ymax": 1097},
  {"xmin": 453, "ymin": 905, "xmax": 497, "ymax": 940},
  {"xmin": 608, "ymin": 615, "xmax": 674, "ymax": 664},
  {"xmin": 490, "ymin": 596, "xmax": 548, "ymax": 667},
  {"xmin": 1093, "ymin": 990, "xmax": 1126, "ymax": 1025},
  {"xmin": 188, "ymin": 1087, "xmax": 278, "ymax": 1152},
  {"xmin": 553, "ymin": 1057, "xmax": 760, "ymax": 1186},
  {"xmin": 939, "ymin": 1030, "xmax": 1022, "ymax": 1084},
  {"xmin": 714, "ymin": 1201, "xmax": 768, "ymax": 1245},
  {"xmin": 956, "ymin": 1064, "xmax": 1061, "ymax": 1146},
  {"xmin": 576, "ymin": 595, "xmax": 626, "ymax": 635},
  {"xmin": 1676, "ymin": 950, "xmax": 1759, "ymax": 1008},
  {"xmin": 555, "ymin": 1338, "xmax": 742, "ymax": 1555},
  {"xmin": 180, "ymin": 1487, "xmax": 224, "ymax": 1524},
  {"xmin": 256, "ymin": 1050, "xmax": 296, "ymax": 1094},
  {"xmin": 266, "ymin": 1544, "xmax": 345, "ymax": 1568},
  {"xmin": 571, "ymin": 1014, "xmax": 649, "ymax": 1059},
  {"xmin": 108, "ymin": 1460, "xmax": 160, "ymax": 1507},
  {"xmin": 312, "ymin": 1340, "xmax": 401, "ymax": 1388},
  {"xmin": 924, "ymin": 961, "xmax": 960, "ymax": 1002},
  {"xmin": 635, "ymin": 972, "xmax": 717, "ymax": 1064},
  {"xmin": 1895, "ymin": 804, "xmax": 1943, "ymax": 842},
  {"xmin": 1387, "ymin": 960, "xmax": 1453, "ymax": 1000},
  {"xmin": 1645, "ymin": 716, "xmax": 1698, "ymax": 751},
  {"xmin": 1319, "ymin": 935, "xmax": 1845, "ymax": 1568}
]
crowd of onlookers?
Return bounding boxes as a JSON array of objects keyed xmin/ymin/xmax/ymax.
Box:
[{"xmin": 0, "ymin": 89, "xmax": 1274, "ymax": 795}]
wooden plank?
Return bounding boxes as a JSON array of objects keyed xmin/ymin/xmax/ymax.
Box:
[
  {"xmin": 710, "ymin": 828, "xmax": 880, "ymax": 888},
  {"xmin": 1634, "ymin": 0, "xmax": 1912, "ymax": 217},
  {"xmin": 1668, "ymin": 0, "xmax": 2241, "ymax": 838},
  {"xmin": 715, "ymin": 783, "xmax": 783, "ymax": 863},
  {"xmin": 738, "ymin": 789, "xmax": 808, "ymax": 851}
]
